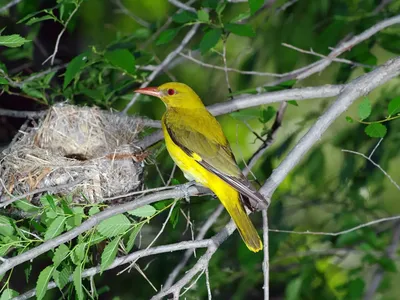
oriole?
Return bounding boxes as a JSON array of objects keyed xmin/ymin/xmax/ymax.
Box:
[{"xmin": 135, "ymin": 82, "xmax": 267, "ymax": 252}]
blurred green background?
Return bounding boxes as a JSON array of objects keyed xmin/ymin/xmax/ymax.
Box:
[{"xmin": 1, "ymin": 0, "xmax": 400, "ymax": 299}]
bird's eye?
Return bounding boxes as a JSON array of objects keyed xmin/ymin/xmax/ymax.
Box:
[{"xmin": 167, "ymin": 88, "xmax": 176, "ymax": 96}]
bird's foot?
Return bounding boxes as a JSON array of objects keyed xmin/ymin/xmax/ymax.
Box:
[{"xmin": 176, "ymin": 181, "xmax": 196, "ymax": 202}]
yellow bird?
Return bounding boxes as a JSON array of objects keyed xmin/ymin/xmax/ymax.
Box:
[{"xmin": 135, "ymin": 82, "xmax": 267, "ymax": 252}]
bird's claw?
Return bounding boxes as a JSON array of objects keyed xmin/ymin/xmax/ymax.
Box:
[{"xmin": 176, "ymin": 181, "xmax": 196, "ymax": 202}]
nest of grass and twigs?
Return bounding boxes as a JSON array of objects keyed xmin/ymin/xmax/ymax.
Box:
[{"xmin": 0, "ymin": 104, "xmax": 147, "ymax": 206}]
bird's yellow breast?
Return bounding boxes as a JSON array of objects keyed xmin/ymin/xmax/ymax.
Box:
[{"xmin": 162, "ymin": 120, "xmax": 237, "ymax": 201}]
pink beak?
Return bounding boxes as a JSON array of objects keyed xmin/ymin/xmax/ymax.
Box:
[{"xmin": 134, "ymin": 86, "xmax": 161, "ymax": 98}]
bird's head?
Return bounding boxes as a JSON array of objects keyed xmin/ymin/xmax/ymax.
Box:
[{"xmin": 134, "ymin": 82, "xmax": 205, "ymax": 109}]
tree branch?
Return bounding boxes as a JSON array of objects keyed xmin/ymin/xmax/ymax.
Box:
[
  {"xmin": 12, "ymin": 239, "xmax": 212, "ymax": 300},
  {"xmin": 0, "ymin": 185, "xmax": 208, "ymax": 276},
  {"xmin": 260, "ymin": 56, "xmax": 400, "ymax": 199}
]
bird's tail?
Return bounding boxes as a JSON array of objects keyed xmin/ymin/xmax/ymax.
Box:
[{"xmin": 219, "ymin": 191, "xmax": 263, "ymax": 252}]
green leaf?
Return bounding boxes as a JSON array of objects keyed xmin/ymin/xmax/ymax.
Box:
[
  {"xmin": 346, "ymin": 116, "xmax": 354, "ymax": 123},
  {"xmin": 358, "ymin": 98, "xmax": 371, "ymax": 120},
  {"xmin": 172, "ymin": 11, "xmax": 197, "ymax": 24},
  {"xmin": 128, "ymin": 205, "xmax": 156, "ymax": 218},
  {"xmin": 36, "ymin": 266, "xmax": 55, "ymax": 300},
  {"xmin": 24, "ymin": 263, "xmax": 32, "ymax": 283},
  {"xmin": 72, "ymin": 243, "xmax": 86, "ymax": 264},
  {"xmin": 216, "ymin": 1, "xmax": 226, "ymax": 15},
  {"xmin": 259, "ymin": 106, "xmax": 276, "ymax": 123},
  {"xmin": 0, "ymin": 34, "xmax": 30, "ymax": 48},
  {"xmin": 73, "ymin": 265, "xmax": 83, "ymax": 300},
  {"xmin": 46, "ymin": 194, "xmax": 57, "ymax": 211},
  {"xmin": 199, "ymin": 29, "xmax": 222, "ymax": 54},
  {"xmin": 0, "ymin": 215, "xmax": 15, "ymax": 236},
  {"xmin": 0, "ymin": 216, "xmax": 14, "ymax": 236},
  {"xmin": 0, "ymin": 289, "xmax": 19, "ymax": 300},
  {"xmin": 156, "ymin": 28, "xmax": 180, "ymax": 45},
  {"xmin": 388, "ymin": 96, "xmax": 400, "ymax": 116},
  {"xmin": 248, "ymin": 0, "xmax": 264, "ymax": 15},
  {"xmin": 287, "ymin": 100, "xmax": 298, "ymax": 106},
  {"xmin": 63, "ymin": 52, "xmax": 89, "ymax": 89},
  {"xmin": 0, "ymin": 77, "xmax": 8, "ymax": 85},
  {"xmin": 101, "ymin": 236, "xmax": 121, "ymax": 272},
  {"xmin": 230, "ymin": 108, "xmax": 259, "ymax": 121},
  {"xmin": 54, "ymin": 265, "xmax": 71, "ymax": 290},
  {"xmin": 225, "ymin": 23, "xmax": 255, "ymax": 37},
  {"xmin": 89, "ymin": 206, "xmax": 100, "ymax": 216},
  {"xmin": 230, "ymin": 12, "xmax": 251, "ymax": 23},
  {"xmin": 104, "ymin": 49, "xmax": 136, "ymax": 75},
  {"xmin": 44, "ymin": 216, "xmax": 66, "ymax": 240},
  {"xmin": 97, "ymin": 214, "xmax": 131, "ymax": 237},
  {"xmin": 13, "ymin": 200, "xmax": 40, "ymax": 212},
  {"xmin": 26, "ymin": 15, "xmax": 55, "ymax": 25},
  {"xmin": 285, "ymin": 277, "xmax": 302, "ymax": 300},
  {"xmin": 347, "ymin": 278, "xmax": 365, "ymax": 299},
  {"xmin": 197, "ymin": 9, "xmax": 209, "ymax": 22},
  {"xmin": 378, "ymin": 257, "xmax": 397, "ymax": 272},
  {"xmin": 53, "ymin": 244, "xmax": 70, "ymax": 267},
  {"xmin": 365, "ymin": 123, "xmax": 387, "ymax": 138},
  {"xmin": 125, "ymin": 224, "xmax": 143, "ymax": 252},
  {"xmin": 21, "ymin": 87, "xmax": 46, "ymax": 101}
]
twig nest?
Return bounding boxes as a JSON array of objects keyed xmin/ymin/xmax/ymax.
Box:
[{"xmin": 0, "ymin": 104, "xmax": 146, "ymax": 204}]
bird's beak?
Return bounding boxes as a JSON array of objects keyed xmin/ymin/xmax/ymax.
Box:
[{"xmin": 134, "ymin": 87, "xmax": 161, "ymax": 98}]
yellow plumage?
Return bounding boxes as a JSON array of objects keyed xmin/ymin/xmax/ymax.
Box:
[{"xmin": 135, "ymin": 82, "xmax": 267, "ymax": 252}]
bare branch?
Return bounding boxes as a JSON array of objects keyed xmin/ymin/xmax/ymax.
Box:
[
  {"xmin": 0, "ymin": 0, "xmax": 23, "ymax": 13},
  {"xmin": 0, "ymin": 178, "xmax": 84, "ymax": 208},
  {"xmin": 244, "ymin": 102, "xmax": 288, "ymax": 175},
  {"xmin": 163, "ymin": 205, "xmax": 224, "ymax": 289},
  {"xmin": 168, "ymin": 0, "xmax": 196, "ymax": 12},
  {"xmin": 12, "ymin": 239, "xmax": 212, "ymax": 300},
  {"xmin": 262, "ymin": 210, "xmax": 269, "ymax": 300},
  {"xmin": 282, "ymin": 43, "xmax": 374, "ymax": 69},
  {"xmin": 113, "ymin": 0, "xmax": 151, "ymax": 28},
  {"xmin": 0, "ymin": 185, "xmax": 208, "ymax": 276},
  {"xmin": 260, "ymin": 56, "xmax": 400, "ymax": 199},
  {"xmin": 268, "ymin": 215, "xmax": 400, "ymax": 236},
  {"xmin": 296, "ymin": 14, "xmax": 400, "ymax": 80},
  {"xmin": 342, "ymin": 149, "xmax": 400, "ymax": 191},
  {"xmin": 43, "ymin": 1, "xmax": 82, "ymax": 66},
  {"xmin": 123, "ymin": 24, "xmax": 200, "ymax": 112},
  {"xmin": 0, "ymin": 109, "xmax": 46, "ymax": 119},
  {"xmin": 363, "ymin": 221, "xmax": 400, "ymax": 300}
]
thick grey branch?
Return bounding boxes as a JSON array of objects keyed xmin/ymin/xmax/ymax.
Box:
[
  {"xmin": 13, "ymin": 239, "xmax": 212, "ymax": 300},
  {"xmin": 0, "ymin": 185, "xmax": 207, "ymax": 276},
  {"xmin": 260, "ymin": 56, "xmax": 400, "ymax": 198}
]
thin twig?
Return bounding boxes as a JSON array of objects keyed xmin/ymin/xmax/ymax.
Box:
[
  {"xmin": 0, "ymin": 0, "xmax": 23, "ymax": 13},
  {"xmin": 363, "ymin": 221, "xmax": 400, "ymax": 300},
  {"xmin": 0, "ymin": 178, "xmax": 84, "ymax": 208},
  {"xmin": 342, "ymin": 149, "xmax": 400, "ymax": 191},
  {"xmin": 118, "ymin": 201, "xmax": 177, "ymax": 274},
  {"xmin": 244, "ymin": 102, "xmax": 288, "ymax": 174},
  {"xmin": 163, "ymin": 205, "xmax": 224, "ymax": 289},
  {"xmin": 43, "ymin": 1, "xmax": 82, "ymax": 66},
  {"xmin": 168, "ymin": 0, "xmax": 196, "ymax": 12},
  {"xmin": 262, "ymin": 210, "xmax": 269, "ymax": 300},
  {"xmin": 12, "ymin": 239, "xmax": 212, "ymax": 300},
  {"xmin": 123, "ymin": 24, "xmax": 200, "ymax": 112},
  {"xmin": 282, "ymin": 43, "xmax": 375, "ymax": 69},
  {"xmin": 0, "ymin": 185, "xmax": 207, "ymax": 276},
  {"xmin": 268, "ymin": 215, "xmax": 400, "ymax": 236},
  {"xmin": 113, "ymin": 0, "xmax": 150, "ymax": 28}
]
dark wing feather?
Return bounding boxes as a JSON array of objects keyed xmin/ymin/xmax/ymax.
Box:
[{"xmin": 165, "ymin": 112, "xmax": 268, "ymax": 211}]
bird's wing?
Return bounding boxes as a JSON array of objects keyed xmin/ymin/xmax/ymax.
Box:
[{"xmin": 164, "ymin": 111, "xmax": 268, "ymax": 211}]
